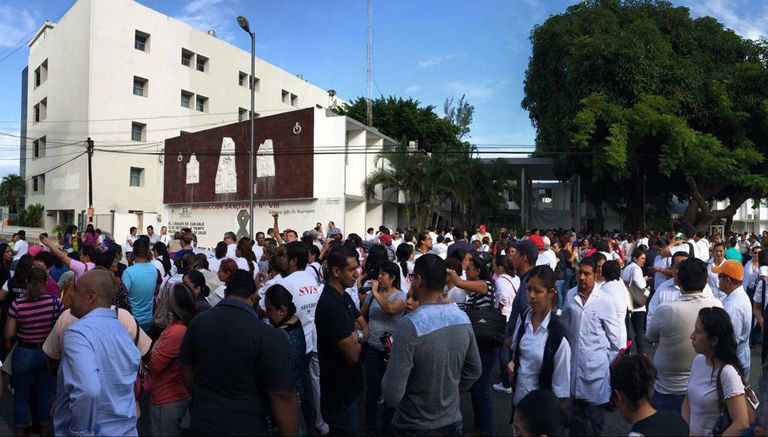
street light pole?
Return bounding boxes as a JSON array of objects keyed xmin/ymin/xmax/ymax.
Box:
[{"xmin": 237, "ymin": 16, "xmax": 255, "ymax": 239}]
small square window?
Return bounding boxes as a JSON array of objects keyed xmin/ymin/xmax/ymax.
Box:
[
  {"xmin": 34, "ymin": 98, "xmax": 47, "ymax": 123},
  {"xmin": 33, "ymin": 136, "xmax": 46, "ymax": 159},
  {"xmin": 129, "ymin": 167, "xmax": 144, "ymax": 187},
  {"xmin": 181, "ymin": 48, "xmax": 193, "ymax": 67},
  {"xmin": 32, "ymin": 175, "xmax": 44, "ymax": 193},
  {"xmin": 196, "ymin": 55, "xmax": 208, "ymax": 72},
  {"xmin": 196, "ymin": 95, "xmax": 208, "ymax": 112},
  {"xmin": 252, "ymin": 76, "xmax": 260, "ymax": 91},
  {"xmin": 239, "ymin": 71, "xmax": 247, "ymax": 87},
  {"xmin": 290, "ymin": 93, "xmax": 298, "ymax": 107},
  {"xmin": 131, "ymin": 122, "xmax": 145, "ymax": 142},
  {"xmin": 133, "ymin": 76, "xmax": 147, "ymax": 97},
  {"xmin": 282, "ymin": 89, "xmax": 289, "ymax": 105},
  {"xmin": 181, "ymin": 90, "xmax": 193, "ymax": 108},
  {"xmin": 238, "ymin": 107, "xmax": 249, "ymax": 122},
  {"xmin": 135, "ymin": 30, "xmax": 149, "ymax": 51}
]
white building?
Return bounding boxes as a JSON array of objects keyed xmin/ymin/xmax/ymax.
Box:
[{"xmin": 21, "ymin": 0, "xmax": 342, "ymax": 231}]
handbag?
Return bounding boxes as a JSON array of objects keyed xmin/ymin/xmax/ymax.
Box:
[
  {"xmin": 712, "ymin": 364, "xmax": 758, "ymax": 436},
  {"xmin": 465, "ymin": 281, "xmax": 506, "ymax": 347},
  {"xmin": 132, "ymin": 316, "xmax": 152, "ymax": 400},
  {"xmin": 624, "ymin": 264, "xmax": 649, "ymax": 308}
]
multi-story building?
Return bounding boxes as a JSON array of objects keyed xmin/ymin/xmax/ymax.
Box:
[{"xmin": 21, "ymin": 0, "xmax": 341, "ymax": 231}]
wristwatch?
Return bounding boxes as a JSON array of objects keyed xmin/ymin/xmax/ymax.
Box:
[{"xmin": 355, "ymin": 329, "xmax": 364, "ymax": 344}]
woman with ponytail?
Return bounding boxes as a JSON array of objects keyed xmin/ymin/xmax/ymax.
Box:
[
  {"xmin": 152, "ymin": 242, "xmax": 175, "ymax": 290},
  {"xmin": 182, "ymin": 270, "xmax": 211, "ymax": 314},
  {"xmin": 395, "ymin": 243, "xmax": 414, "ymax": 294},
  {"xmin": 150, "ymin": 282, "xmax": 196, "ymax": 436},
  {"xmin": 610, "ymin": 354, "xmax": 689, "ymax": 435},
  {"xmin": 265, "ymin": 284, "xmax": 309, "ymax": 433}
]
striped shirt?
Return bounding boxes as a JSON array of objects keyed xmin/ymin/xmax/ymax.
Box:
[
  {"xmin": 9, "ymin": 294, "xmax": 62, "ymax": 343},
  {"xmin": 466, "ymin": 280, "xmax": 496, "ymax": 309}
]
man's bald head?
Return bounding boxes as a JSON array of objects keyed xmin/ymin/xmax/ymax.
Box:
[{"xmin": 72, "ymin": 269, "xmax": 115, "ymax": 318}]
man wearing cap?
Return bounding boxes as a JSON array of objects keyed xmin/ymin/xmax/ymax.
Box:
[
  {"xmin": 471, "ymin": 225, "xmax": 492, "ymax": 244},
  {"xmin": 380, "ymin": 233, "xmax": 396, "ymax": 261},
  {"xmin": 661, "ymin": 229, "xmax": 708, "ymax": 262},
  {"xmin": 532, "ymin": 235, "xmax": 557, "ymax": 271},
  {"xmin": 714, "ymin": 259, "xmax": 753, "ymax": 378},
  {"xmin": 507, "ymin": 239, "xmax": 538, "ymax": 336}
]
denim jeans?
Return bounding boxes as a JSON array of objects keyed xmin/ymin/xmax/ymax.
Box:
[
  {"xmin": 393, "ymin": 420, "xmax": 463, "ymax": 436},
  {"xmin": 497, "ymin": 346, "xmax": 511, "ymax": 388},
  {"xmin": 321, "ymin": 400, "xmax": 359, "ymax": 436},
  {"xmin": 470, "ymin": 345, "xmax": 496, "ymax": 436},
  {"xmin": 12, "ymin": 346, "xmax": 53, "ymax": 430},
  {"xmin": 652, "ymin": 391, "xmax": 685, "ymax": 413},
  {"xmin": 555, "ymin": 280, "xmax": 566, "ymax": 310},
  {"xmin": 626, "ymin": 311, "xmax": 647, "ymax": 354},
  {"xmin": 150, "ymin": 398, "xmax": 190, "ymax": 437},
  {"xmin": 362, "ymin": 344, "xmax": 395, "ymax": 434}
]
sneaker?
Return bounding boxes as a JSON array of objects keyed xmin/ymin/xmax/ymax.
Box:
[{"xmin": 492, "ymin": 383, "xmax": 512, "ymax": 394}]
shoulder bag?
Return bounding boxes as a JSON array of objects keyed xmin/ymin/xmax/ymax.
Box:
[
  {"xmin": 624, "ymin": 264, "xmax": 649, "ymax": 308},
  {"xmin": 712, "ymin": 364, "xmax": 758, "ymax": 436},
  {"xmin": 131, "ymin": 314, "xmax": 153, "ymax": 400},
  {"xmin": 465, "ymin": 281, "xmax": 507, "ymax": 348}
]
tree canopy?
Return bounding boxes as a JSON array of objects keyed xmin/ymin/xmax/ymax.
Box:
[
  {"xmin": 523, "ymin": 0, "xmax": 768, "ymax": 231},
  {"xmin": 0, "ymin": 174, "xmax": 24, "ymax": 214}
]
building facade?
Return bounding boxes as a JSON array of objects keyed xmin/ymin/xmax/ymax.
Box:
[
  {"xmin": 161, "ymin": 108, "xmax": 400, "ymax": 249},
  {"xmin": 22, "ymin": 0, "xmax": 342, "ymax": 231}
]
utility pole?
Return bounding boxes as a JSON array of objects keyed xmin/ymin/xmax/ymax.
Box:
[{"xmin": 87, "ymin": 137, "xmax": 94, "ymax": 223}]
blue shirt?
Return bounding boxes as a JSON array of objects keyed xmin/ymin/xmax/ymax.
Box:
[
  {"xmin": 122, "ymin": 262, "xmax": 158, "ymax": 325},
  {"xmin": 54, "ymin": 307, "xmax": 140, "ymax": 436}
]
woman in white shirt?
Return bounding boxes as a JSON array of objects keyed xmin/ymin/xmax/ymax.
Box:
[
  {"xmin": 621, "ymin": 248, "xmax": 649, "ymax": 354},
  {"xmin": 683, "ymin": 307, "xmax": 749, "ymax": 436},
  {"xmin": 507, "ymin": 265, "xmax": 571, "ymax": 407}
]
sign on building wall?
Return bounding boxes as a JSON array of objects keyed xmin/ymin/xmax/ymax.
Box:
[{"xmin": 163, "ymin": 108, "xmax": 315, "ymax": 204}]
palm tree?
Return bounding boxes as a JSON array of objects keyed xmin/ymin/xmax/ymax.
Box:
[{"xmin": 0, "ymin": 174, "xmax": 25, "ymax": 213}]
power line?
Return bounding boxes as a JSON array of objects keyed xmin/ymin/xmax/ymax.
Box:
[
  {"xmin": 0, "ymin": 0, "xmax": 77, "ymax": 65},
  {"xmin": 25, "ymin": 151, "xmax": 86, "ymax": 181}
]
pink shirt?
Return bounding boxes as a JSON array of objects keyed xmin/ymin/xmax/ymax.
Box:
[{"xmin": 69, "ymin": 259, "xmax": 95, "ymax": 280}]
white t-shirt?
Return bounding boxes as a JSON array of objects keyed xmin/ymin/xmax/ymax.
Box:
[
  {"xmin": 125, "ymin": 234, "xmax": 136, "ymax": 253},
  {"xmin": 495, "ymin": 274, "xmax": 519, "ymax": 321},
  {"xmin": 432, "ymin": 243, "xmax": 448, "ymax": 259},
  {"xmin": 276, "ymin": 270, "xmax": 322, "ymax": 353},
  {"xmin": 207, "ymin": 257, "xmax": 223, "ymax": 274},
  {"xmin": 687, "ymin": 355, "xmax": 745, "ymax": 436},
  {"xmin": 235, "ymin": 257, "xmax": 258, "ymax": 279},
  {"xmin": 446, "ymin": 286, "xmax": 467, "ymax": 307},
  {"xmin": 653, "ymin": 255, "xmax": 671, "ymax": 290},
  {"xmin": 159, "ymin": 234, "xmax": 171, "ymax": 246},
  {"xmin": 536, "ymin": 250, "xmax": 557, "ymax": 270},
  {"xmin": 12, "ymin": 240, "xmax": 28, "ymax": 260}
]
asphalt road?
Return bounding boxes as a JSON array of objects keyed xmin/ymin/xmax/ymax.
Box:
[{"xmin": 0, "ymin": 348, "xmax": 762, "ymax": 436}]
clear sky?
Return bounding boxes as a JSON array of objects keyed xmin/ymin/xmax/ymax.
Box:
[{"xmin": 0, "ymin": 0, "xmax": 765, "ymax": 175}]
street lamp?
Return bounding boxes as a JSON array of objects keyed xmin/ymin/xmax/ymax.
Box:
[{"xmin": 237, "ymin": 15, "xmax": 255, "ymax": 239}]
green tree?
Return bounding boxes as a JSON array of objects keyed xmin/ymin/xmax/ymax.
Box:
[
  {"xmin": 523, "ymin": 0, "xmax": 768, "ymax": 231},
  {"xmin": 444, "ymin": 94, "xmax": 474, "ymax": 141},
  {"xmin": 0, "ymin": 174, "xmax": 25, "ymax": 214}
]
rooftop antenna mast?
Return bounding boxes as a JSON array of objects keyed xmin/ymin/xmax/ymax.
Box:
[{"xmin": 366, "ymin": 0, "xmax": 373, "ymax": 126}]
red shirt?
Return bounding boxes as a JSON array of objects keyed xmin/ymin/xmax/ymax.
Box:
[
  {"xmin": 150, "ymin": 321, "xmax": 189, "ymax": 404},
  {"xmin": 45, "ymin": 277, "xmax": 60, "ymax": 298}
]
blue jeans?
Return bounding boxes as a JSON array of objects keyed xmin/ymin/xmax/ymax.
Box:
[
  {"xmin": 555, "ymin": 280, "xmax": 566, "ymax": 310},
  {"xmin": 393, "ymin": 420, "xmax": 463, "ymax": 436},
  {"xmin": 470, "ymin": 345, "xmax": 496, "ymax": 436},
  {"xmin": 362, "ymin": 344, "xmax": 395, "ymax": 434},
  {"xmin": 12, "ymin": 346, "xmax": 53, "ymax": 429},
  {"xmin": 497, "ymin": 347, "xmax": 511, "ymax": 388},
  {"xmin": 652, "ymin": 391, "xmax": 685, "ymax": 413},
  {"xmin": 321, "ymin": 401, "xmax": 359, "ymax": 436}
]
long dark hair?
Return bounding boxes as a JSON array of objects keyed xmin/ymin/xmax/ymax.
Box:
[
  {"xmin": 236, "ymin": 238, "xmax": 255, "ymax": 275},
  {"xmin": 699, "ymin": 306, "xmax": 743, "ymax": 376},
  {"xmin": 183, "ymin": 270, "xmax": 210, "ymax": 298},
  {"xmin": 168, "ymin": 283, "xmax": 196, "ymax": 325},
  {"xmin": 9, "ymin": 254, "xmax": 34, "ymax": 290},
  {"xmin": 265, "ymin": 284, "xmax": 297, "ymax": 326},
  {"xmin": 0, "ymin": 243, "xmax": 9, "ymax": 267},
  {"xmin": 396, "ymin": 243, "xmax": 413, "ymax": 278},
  {"xmin": 153, "ymin": 242, "xmax": 172, "ymax": 277},
  {"xmin": 365, "ymin": 244, "xmax": 388, "ymax": 281},
  {"xmin": 379, "ymin": 261, "xmax": 402, "ymax": 290}
]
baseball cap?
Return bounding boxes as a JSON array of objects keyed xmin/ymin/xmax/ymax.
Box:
[
  {"xmin": 479, "ymin": 225, "xmax": 486, "ymax": 232},
  {"xmin": 380, "ymin": 234, "xmax": 393, "ymax": 245},
  {"xmin": 528, "ymin": 235, "xmax": 545, "ymax": 250},
  {"xmin": 674, "ymin": 232, "xmax": 685, "ymax": 240},
  {"xmin": 712, "ymin": 259, "xmax": 744, "ymax": 281},
  {"xmin": 513, "ymin": 240, "xmax": 539, "ymax": 264}
]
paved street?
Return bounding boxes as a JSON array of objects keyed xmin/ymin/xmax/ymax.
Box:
[{"xmin": 0, "ymin": 349, "xmax": 761, "ymax": 435}]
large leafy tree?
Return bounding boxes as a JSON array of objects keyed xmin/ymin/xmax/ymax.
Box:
[
  {"xmin": 0, "ymin": 174, "xmax": 24, "ymax": 214},
  {"xmin": 523, "ymin": 0, "xmax": 768, "ymax": 231}
]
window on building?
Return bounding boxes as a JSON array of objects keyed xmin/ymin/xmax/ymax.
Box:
[
  {"xmin": 282, "ymin": 90, "xmax": 290, "ymax": 105},
  {"xmin": 252, "ymin": 76, "xmax": 260, "ymax": 91},
  {"xmin": 32, "ymin": 175, "xmax": 45, "ymax": 193},
  {"xmin": 239, "ymin": 71, "xmax": 247, "ymax": 87},
  {"xmin": 33, "ymin": 136, "xmax": 46, "ymax": 159},
  {"xmin": 33, "ymin": 98, "xmax": 47, "ymax": 123},
  {"xmin": 181, "ymin": 48, "xmax": 193, "ymax": 67},
  {"xmin": 129, "ymin": 167, "xmax": 144, "ymax": 187},
  {"xmin": 196, "ymin": 95, "xmax": 208, "ymax": 112},
  {"xmin": 131, "ymin": 122, "xmax": 145, "ymax": 142},
  {"xmin": 134, "ymin": 30, "xmax": 149, "ymax": 51},
  {"xmin": 196, "ymin": 54, "xmax": 208, "ymax": 72},
  {"xmin": 34, "ymin": 59, "xmax": 48, "ymax": 88},
  {"xmin": 133, "ymin": 76, "xmax": 148, "ymax": 97},
  {"xmin": 238, "ymin": 107, "xmax": 249, "ymax": 122},
  {"xmin": 290, "ymin": 93, "xmax": 298, "ymax": 107},
  {"xmin": 181, "ymin": 90, "xmax": 193, "ymax": 108}
]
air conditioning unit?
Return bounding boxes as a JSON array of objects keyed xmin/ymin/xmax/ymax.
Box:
[{"xmin": 747, "ymin": 213, "xmax": 755, "ymax": 221}]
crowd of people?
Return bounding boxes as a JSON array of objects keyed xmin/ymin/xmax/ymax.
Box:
[{"xmin": 0, "ymin": 218, "xmax": 766, "ymax": 436}]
